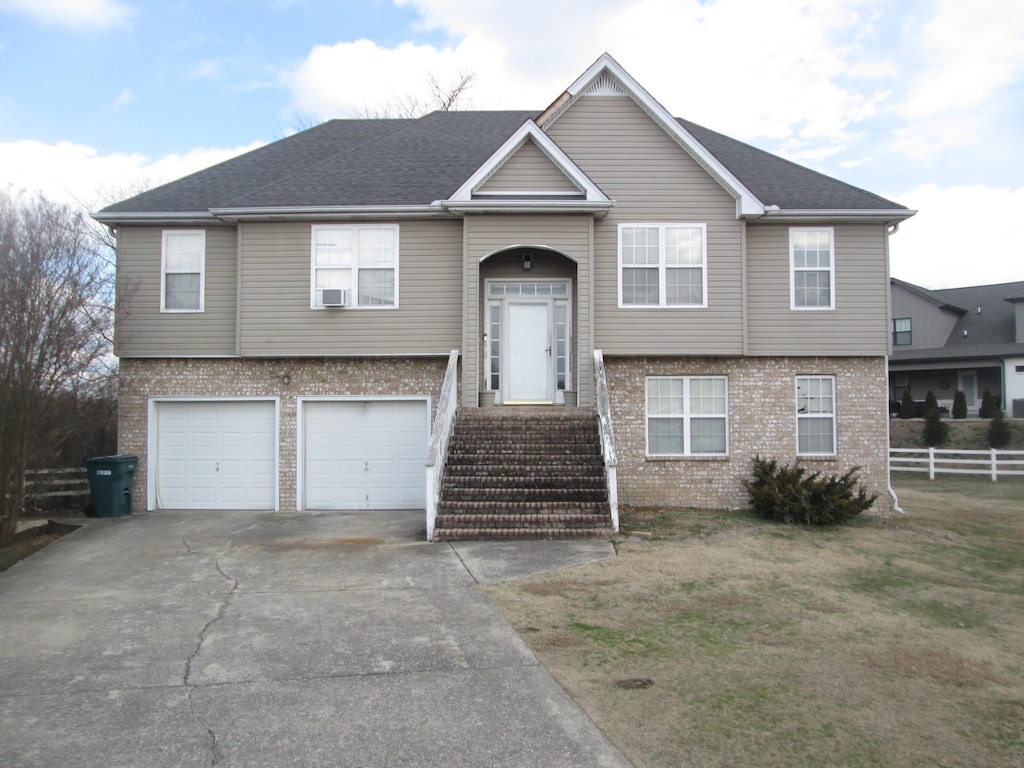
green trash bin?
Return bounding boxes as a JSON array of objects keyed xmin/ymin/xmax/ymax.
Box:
[{"xmin": 84, "ymin": 455, "xmax": 138, "ymax": 518}]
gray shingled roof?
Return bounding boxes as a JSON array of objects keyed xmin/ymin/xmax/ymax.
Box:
[
  {"xmin": 891, "ymin": 280, "xmax": 1024, "ymax": 362},
  {"xmin": 677, "ymin": 118, "xmax": 906, "ymax": 211},
  {"xmin": 100, "ymin": 119, "xmax": 412, "ymax": 214},
  {"xmin": 98, "ymin": 109, "xmax": 910, "ymax": 217}
]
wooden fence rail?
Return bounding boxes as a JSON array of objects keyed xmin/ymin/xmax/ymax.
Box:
[
  {"xmin": 890, "ymin": 448, "xmax": 1024, "ymax": 481},
  {"xmin": 23, "ymin": 468, "xmax": 90, "ymax": 514}
]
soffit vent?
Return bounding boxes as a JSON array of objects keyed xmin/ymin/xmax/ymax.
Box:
[{"xmin": 582, "ymin": 73, "xmax": 627, "ymax": 96}]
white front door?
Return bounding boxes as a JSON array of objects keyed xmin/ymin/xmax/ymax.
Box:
[{"xmin": 507, "ymin": 302, "xmax": 552, "ymax": 402}]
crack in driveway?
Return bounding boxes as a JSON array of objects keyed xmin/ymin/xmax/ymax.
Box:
[{"xmin": 182, "ymin": 544, "xmax": 238, "ymax": 766}]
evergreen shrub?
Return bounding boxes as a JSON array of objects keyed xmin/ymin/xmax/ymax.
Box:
[{"xmin": 743, "ymin": 456, "xmax": 876, "ymax": 526}]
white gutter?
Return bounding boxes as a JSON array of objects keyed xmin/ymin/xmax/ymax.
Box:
[
  {"xmin": 754, "ymin": 208, "xmax": 918, "ymax": 223},
  {"xmin": 209, "ymin": 205, "xmax": 447, "ymax": 221},
  {"xmin": 885, "ymin": 356, "xmax": 905, "ymax": 515},
  {"xmin": 91, "ymin": 210, "xmax": 221, "ymax": 225},
  {"xmin": 440, "ymin": 200, "xmax": 614, "ymax": 215}
]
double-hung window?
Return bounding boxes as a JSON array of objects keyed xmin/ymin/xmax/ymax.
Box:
[
  {"xmin": 646, "ymin": 376, "xmax": 728, "ymax": 456},
  {"xmin": 619, "ymin": 223, "xmax": 707, "ymax": 307},
  {"xmin": 790, "ymin": 228, "xmax": 834, "ymax": 310},
  {"xmin": 311, "ymin": 225, "xmax": 398, "ymax": 308},
  {"xmin": 796, "ymin": 376, "xmax": 836, "ymax": 455},
  {"xmin": 892, "ymin": 317, "xmax": 912, "ymax": 346},
  {"xmin": 161, "ymin": 230, "xmax": 205, "ymax": 312}
]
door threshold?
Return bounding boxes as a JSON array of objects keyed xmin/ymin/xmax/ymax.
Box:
[{"xmin": 502, "ymin": 400, "xmax": 554, "ymax": 406}]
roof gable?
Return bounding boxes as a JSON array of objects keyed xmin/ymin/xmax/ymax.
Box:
[
  {"xmin": 539, "ymin": 53, "xmax": 765, "ymax": 218},
  {"xmin": 476, "ymin": 137, "xmax": 583, "ymax": 195},
  {"xmin": 443, "ymin": 120, "xmax": 611, "ymax": 214}
]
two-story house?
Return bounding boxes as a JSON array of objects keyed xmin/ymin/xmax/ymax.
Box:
[
  {"xmin": 94, "ymin": 54, "xmax": 914, "ymax": 537},
  {"xmin": 889, "ymin": 277, "xmax": 1024, "ymax": 417}
]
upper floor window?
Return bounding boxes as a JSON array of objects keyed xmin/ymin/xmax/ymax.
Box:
[
  {"xmin": 646, "ymin": 376, "xmax": 728, "ymax": 456},
  {"xmin": 161, "ymin": 230, "xmax": 205, "ymax": 312},
  {"xmin": 790, "ymin": 228, "xmax": 834, "ymax": 310},
  {"xmin": 619, "ymin": 223, "xmax": 707, "ymax": 308},
  {"xmin": 311, "ymin": 225, "xmax": 399, "ymax": 308},
  {"xmin": 892, "ymin": 317, "xmax": 912, "ymax": 346},
  {"xmin": 796, "ymin": 375, "xmax": 836, "ymax": 456}
]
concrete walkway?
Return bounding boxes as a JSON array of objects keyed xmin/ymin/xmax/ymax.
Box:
[{"xmin": 0, "ymin": 510, "xmax": 629, "ymax": 767}]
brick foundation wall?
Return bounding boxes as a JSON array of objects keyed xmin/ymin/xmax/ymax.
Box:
[
  {"xmin": 604, "ymin": 356, "xmax": 894, "ymax": 514},
  {"xmin": 118, "ymin": 357, "xmax": 449, "ymax": 511}
]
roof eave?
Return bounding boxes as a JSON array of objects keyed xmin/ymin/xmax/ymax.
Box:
[
  {"xmin": 439, "ymin": 199, "xmax": 614, "ymax": 217},
  {"xmin": 207, "ymin": 205, "xmax": 449, "ymax": 222},
  {"xmin": 753, "ymin": 208, "xmax": 917, "ymax": 224},
  {"xmin": 91, "ymin": 210, "xmax": 223, "ymax": 226}
]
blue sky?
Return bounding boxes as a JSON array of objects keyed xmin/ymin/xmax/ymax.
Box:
[{"xmin": 1, "ymin": 0, "xmax": 1022, "ymax": 288}]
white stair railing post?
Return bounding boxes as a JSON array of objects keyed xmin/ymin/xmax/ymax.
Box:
[
  {"xmin": 991, "ymin": 448, "xmax": 998, "ymax": 482},
  {"xmin": 929, "ymin": 447, "xmax": 935, "ymax": 480}
]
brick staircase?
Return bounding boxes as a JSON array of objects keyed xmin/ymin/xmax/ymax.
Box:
[{"xmin": 433, "ymin": 407, "xmax": 615, "ymax": 540}]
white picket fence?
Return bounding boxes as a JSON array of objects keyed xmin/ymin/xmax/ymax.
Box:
[{"xmin": 890, "ymin": 448, "xmax": 1024, "ymax": 481}]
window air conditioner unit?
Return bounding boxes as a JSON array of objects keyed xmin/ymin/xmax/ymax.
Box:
[{"xmin": 321, "ymin": 289, "xmax": 349, "ymax": 307}]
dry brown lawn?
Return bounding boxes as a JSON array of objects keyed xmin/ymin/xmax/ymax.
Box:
[{"xmin": 484, "ymin": 475, "xmax": 1024, "ymax": 768}]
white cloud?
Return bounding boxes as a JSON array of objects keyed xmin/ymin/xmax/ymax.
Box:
[
  {"xmin": 188, "ymin": 60, "xmax": 224, "ymax": 80},
  {"xmin": 284, "ymin": 0, "xmax": 893, "ymax": 151},
  {"xmin": 0, "ymin": 139, "xmax": 263, "ymax": 210},
  {"xmin": 0, "ymin": 0, "xmax": 135, "ymax": 31},
  {"xmin": 887, "ymin": 184, "xmax": 1024, "ymax": 289},
  {"xmin": 889, "ymin": 0, "xmax": 1024, "ymax": 158},
  {"xmin": 899, "ymin": 0, "xmax": 1024, "ymax": 120},
  {"xmin": 112, "ymin": 88, "xmax": 134, "ymax": 110}
]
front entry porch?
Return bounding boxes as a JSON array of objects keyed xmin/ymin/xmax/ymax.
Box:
[{"xmin": 479, "ymin": 248, "xmax": 577, "ymax": 407}]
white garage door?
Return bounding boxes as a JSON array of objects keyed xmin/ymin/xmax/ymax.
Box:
[
  {"xmin": 303, "ymin": 399, "xmax": 428, "ymax": 510},
  {"xmin": 154, "ymin": 400, "xmax": 277, "ymax": 510}
]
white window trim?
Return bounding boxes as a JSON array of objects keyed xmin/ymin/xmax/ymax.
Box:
[
  {"xmin": 645, "ymin": 375, "xmax": 729, "ymax": 457},
  {"xmin": 309, "ymin": 224, "xmax": 400, "ymax": 309},
  {"xmin": 618, "ymin": 223, "xmax": 708, "ymax": 309},
  {"xmin": 160, "ymin": 230, "xmax": 205, "ymax": 313},
  {"xmin": 789, "ymin": 226, "xmax": 835, "ymax": 311},
  {"xmin": 796, "ymin": 375, "xmax": 837, "ymax": 457}
]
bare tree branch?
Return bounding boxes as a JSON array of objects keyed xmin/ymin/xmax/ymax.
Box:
[{"xmin": 0, "ymin": 190, "xmax": 114, "ymax": 544}]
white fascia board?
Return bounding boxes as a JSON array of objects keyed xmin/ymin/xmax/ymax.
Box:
[
  {"xmin": 208, "ymin": 205, "xmax": 447, "ymax": 222},
  {"xmin": 447, "ymin": 120, "xmax": 609, "ymax": 204},
  {"xmin": 441, "ymin": 199, "xmax": 614, "ymax": 217},
  {"xmin": 756, "ymin": 208, "xmax": 918, "ymax": 223},
  {"xmin": 91, "ymin": 210, "xmax": 221, "ymax": 225},
  {"xmin": 560, "ymin": 53, "xmax": 766, "ymax": 218}
]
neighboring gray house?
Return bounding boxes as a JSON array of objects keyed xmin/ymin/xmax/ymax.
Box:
[
  {"xmin": 94, "ymin": 54, "xmax": 914, "ymax": 535},
  {"xmin": 889, "ymin": 277, "xmax": 1024, "ymax": 417}
]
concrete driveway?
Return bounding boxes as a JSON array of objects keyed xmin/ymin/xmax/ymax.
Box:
[{"xmin": 0, "ymin": 510, "xmax": 629, "ymax": 767}]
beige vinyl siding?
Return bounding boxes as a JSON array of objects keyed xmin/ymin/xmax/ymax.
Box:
[
  {"xmin": 1015, "ymin": 303, "xmax": 1024, "ymax": 344},
  {"xmin": 238, "ymin": 219, "xmax": 463, "ymax": 356},
  {"xmin": 477, "ymin": 139, "xmax": 579, "ymax": 193},
  {"xmin": 114, "ymin": 226, "xmax": 237, "ymax": 356},
  {"xmin": 546, "ymin": 95, "xmax": 744, "ymax": 355},
  {"xmin": 745, "ymin": 223, "xmax": 889, "ymax": 355},
  {"xmin": 890, "ymin": 282, "xmax": 960, "ymax": 348},
  {"xmin": 462, "ymin": 214, "xmax": 593, "ymax": 407}
]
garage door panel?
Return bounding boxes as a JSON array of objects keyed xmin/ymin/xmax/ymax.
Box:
[
  {"xmin": 155, "ymin": 401, "xmax": 276, "ymax": 510},
  {"xmin": 303, "ymin": 400, "xmax": 427, "ymax": 511}
]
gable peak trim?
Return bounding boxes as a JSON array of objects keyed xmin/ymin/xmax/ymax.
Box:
[{"xmin": 581, "ymin": 72, "xmax": 627, "ymax": 97}]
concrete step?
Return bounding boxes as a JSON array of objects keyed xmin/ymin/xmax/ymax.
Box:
[{"xmin": 433, "ymin": 526, "xmax": 616, "ymax": 541}]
